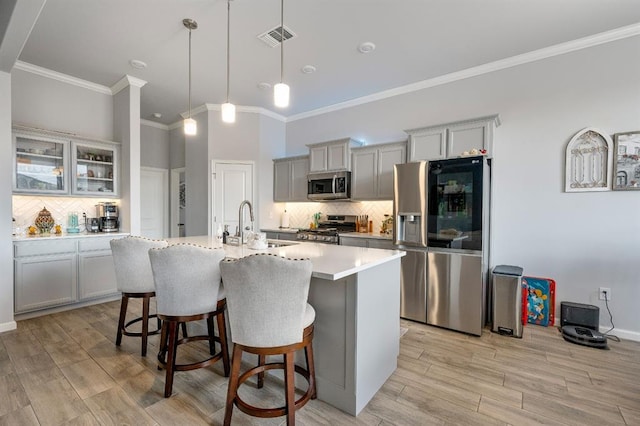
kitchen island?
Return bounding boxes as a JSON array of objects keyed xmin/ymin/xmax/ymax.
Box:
[{"xmin": 165, "ymin": 235, "xmax": 405, "ymax": 416}]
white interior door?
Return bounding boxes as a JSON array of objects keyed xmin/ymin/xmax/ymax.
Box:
[
  {"xmin": 140, "ymin": 167, "xmax": 168, "ymax": 239},
  {"xmin": 212, "ymin": 161, "xmax": 254, "ymax": 237}
]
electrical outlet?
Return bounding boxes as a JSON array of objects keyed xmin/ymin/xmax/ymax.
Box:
[{"xmin": 599, "ymin": 287, "xmax": 611, "ymax": 301}]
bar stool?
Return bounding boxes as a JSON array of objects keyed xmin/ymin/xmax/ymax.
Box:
[
  {"xmin": 110, "ymin": 236, "xmax": 168, "ymax": 356},
  {"xmin": 149, "ymin": 243, "xmax": 230, "ymax": 398},
  {"xmin": 219, "ymin": 253, "xmax": 316, "ymax": 426}
]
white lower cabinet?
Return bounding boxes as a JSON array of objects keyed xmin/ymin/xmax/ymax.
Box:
[
  {"xmin": 14, "ymin": 235, "xmax": 122, "ymax": 314},
  {"xmin": 15, "ymin": 253, "xmax": 78, "ymax": 313},
  {"xmin": 78, "ymin": 251, "xmax": 117, "ymax": 300}
]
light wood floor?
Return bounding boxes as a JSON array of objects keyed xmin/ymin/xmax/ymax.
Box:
[{"xmin": 1, "ymin": 299, "xmax": 639, "ymax": 425}]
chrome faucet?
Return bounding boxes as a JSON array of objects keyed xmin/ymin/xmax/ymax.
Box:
[{"xmin": 237, "ymin": 200, "xmax": 254, "ymax": 243}]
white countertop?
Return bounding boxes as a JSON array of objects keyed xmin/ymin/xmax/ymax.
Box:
[
  {"xmin": 13, "ymin": 231, "xmax": 130, "ymax": 241},
  {"xmin": 165, "ymin": 235, "xmax": 404, "ymax": 281},
  {"xmin": 338, "ymin": 232, "xmax": 392, "ymax": 240}
]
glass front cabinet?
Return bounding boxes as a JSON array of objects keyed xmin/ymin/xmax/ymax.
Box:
[
  {"xmin": 13, "ymin": 126, "xmax": 119, "ymax": 197},
  {"xmin": 72, "ymin": 141, "xmax": 118, "ymax": 196},
  {"xmin": 13, "ymin": 132, "xmax": 70, "ymax": 194}
]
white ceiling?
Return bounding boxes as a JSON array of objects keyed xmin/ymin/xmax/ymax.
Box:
[{"xmin": 15, "ymin": 0, "xmax": 640, "ymax": 124}]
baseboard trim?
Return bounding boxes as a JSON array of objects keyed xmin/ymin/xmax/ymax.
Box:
[
  {"xmin": 599, "ymin": 326, "xmax": 640, "ymax": 342},
  {"xmin": 0, "ymin": 321, "xmax": 17, "ymax": 334}
]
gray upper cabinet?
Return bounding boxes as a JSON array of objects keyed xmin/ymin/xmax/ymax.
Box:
[
  {"xmin": 12, "ymin": 124, "xmax": 120, "ymax": 198},
  {"xmin": 352, "ymin": 142, "xmax": 406, "ymax": 200},
  {"xmin": 273, "ymin": 156, "xmax": 309, "ymax": 202},
  {"xmin": 13, "ymin": 130, "xmax": 70, "ymax": 195},
  {"xmin": 307, "ymin": 138, "xmax": 362, "ymax": 172},
  {"xmin": 406, "ymin": 115, "xmax": 500, "ymax": 162}
]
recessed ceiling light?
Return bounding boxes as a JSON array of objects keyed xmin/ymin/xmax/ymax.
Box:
[
  {"xmin": 301, "ymin": 65, "xmax": 316, "ymax": 74},
  {"xmin": 152, "ymin": 112, "xmax": 162, "ymax": 118},
  {"xmin": 257, "ymin": 82, "xmax": 272, "ymax": 90},
  {"xmin": 129, "ymin": 59, "xmax": 147, "ymax": 69},
  {"xmin": 357, "ymin": 42, "xmax": 376, "ymax": 54}
]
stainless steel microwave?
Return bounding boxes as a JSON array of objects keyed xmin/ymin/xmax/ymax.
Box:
[{"xmin": 307, "ymin": 171, "xmax": 351, "ymax": 201}]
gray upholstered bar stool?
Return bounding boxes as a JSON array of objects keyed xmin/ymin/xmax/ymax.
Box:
[
  {"xmin": 110, "ymin": 236, "xmax": 168, "ymax": 356},
  {"xmin": 149, "ymin": 243, "xmax": 230, "ymax": 398},
  {"xmin": 220, "ymin": 253, "xmax": 317, "ymax": 426}
]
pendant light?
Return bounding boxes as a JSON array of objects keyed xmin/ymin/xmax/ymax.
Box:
[
  {"xmin": 221, "ymin": 0, "xmax": 236, "ymax": 123},
  {"xmin": 274, "ymin": 0, "xmax": 289, "ymax": 108},
  {"xmin": 183, "ymin": 18, "xmax": 198, "ymax": 136}
]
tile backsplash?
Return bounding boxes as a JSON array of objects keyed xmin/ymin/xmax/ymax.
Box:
[
  {"xmin": 278, "ymin": 200, "xmax": 393, "ymax": 232},
  {"xmin": 13, "ymin": 195, "xmax": 118, "ymax": 229}
]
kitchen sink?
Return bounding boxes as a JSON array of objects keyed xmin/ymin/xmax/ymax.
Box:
[{"xmin": 266, "ymin": 240, "xmax": 298, "ymax": 248}]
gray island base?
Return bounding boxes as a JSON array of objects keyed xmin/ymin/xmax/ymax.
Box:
[{"xmin": 165, "ymin": 236, "xmax": 404, "ymax": 416}]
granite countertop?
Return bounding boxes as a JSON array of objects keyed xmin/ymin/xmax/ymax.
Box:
[
  {"xmin": 13, "ymin": 231, "xmax": 130, "ymax": 241},
  {"xmin": 165, "ymin": 235, "xmax": 404, "ymax": 281},
  {"xmin": 338, "ymin": 232, "xmax": 393, "ymax": 240}
]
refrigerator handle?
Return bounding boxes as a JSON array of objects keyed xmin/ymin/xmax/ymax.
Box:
[{"xmin": 332, "ymin": 174, "xmax": 336, "ymax": 195}]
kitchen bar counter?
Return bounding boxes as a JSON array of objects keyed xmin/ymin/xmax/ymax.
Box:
[
  {"xmin": 165, "ymin": 235, "xmax": 403, "ymax": 280},
  {"xmin": 165, "ymin": 235, "xmax": 404, "ymax": 416}
]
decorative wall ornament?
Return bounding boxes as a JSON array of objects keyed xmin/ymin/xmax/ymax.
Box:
[
  {"xmin": 565, "ymin": 127, "xmax": 612, "ymax": 192},
  {"xmin": 612, "ymin": 131, "xmax": 640, "ymax": 190}
]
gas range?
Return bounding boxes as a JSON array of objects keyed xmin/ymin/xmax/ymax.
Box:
[{"xmin": 296, "ymin": 215, "xmax": 357, "ymax": 245}]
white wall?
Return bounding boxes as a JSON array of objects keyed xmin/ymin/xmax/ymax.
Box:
[
  {"xmin": 184, "ymin": 111, "xmax": 209, "ymax": 236},
  {"xmin": 285, "ymin": 36, "xmax": 640, "ymax": 338},
  {"xmin": 141, "ymin": 124, "xmax": 169, "ymax": 169},
  {"xmin": 11, "ymin": 69, "xmax": 113, "ymax": 140},
  {"xmin": 207, "ymin": 110, "xmax": 286, "ymax": 232},
  {"xmin": 0, "ymin": 70, "xmax": 15, "ymax": 331},
  {"xmin": 258, "ymin": 114, "xmax": 286, "ymax": 229}
]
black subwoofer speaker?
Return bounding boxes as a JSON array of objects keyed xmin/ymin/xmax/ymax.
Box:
[{"xmin": 560, "ymin": 301, "xmax": 599, "ymax": 331}]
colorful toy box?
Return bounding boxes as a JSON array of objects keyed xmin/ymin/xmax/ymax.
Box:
[{"xmin": 522, "ymin": 276, "xmax": 556, "ymax": 326}]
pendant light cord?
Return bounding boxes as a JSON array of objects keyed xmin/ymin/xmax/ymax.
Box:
[
  {"xmin": 226, "ymin": 0, "xmax": 231, "ymax": 103},
  {"xmin": 280, "ymin": 0, "xmax": 284, "ymax": 83},
  {"xmin": 188, "ymin": 26, "xmax": 192, "ymax": 119}
]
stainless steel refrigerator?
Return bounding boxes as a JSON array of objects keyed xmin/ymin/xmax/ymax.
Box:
[{"xmin": 394, "ymin": 157, "xmax": 490, "ymax": 336}]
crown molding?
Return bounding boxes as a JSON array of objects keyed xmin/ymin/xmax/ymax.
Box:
[
  {"xmin": 111, "ymin": 75, "xmax": 147, "ymax": 95},
  {"xmin": 168, "ymin": 121, "xmax": 183, "ymax": 131},
  {"xmin": 140, "ymin": 119, "xmax": 169, "ymax": 130},
  {"xmin": 178, "ymin": 103, "xmax": 286, "ymax": 122},
  {"xmin": 13, "ymin": 60, "xmax": 112, "ymax": 94},
  {"xmin": 287, "ymin": 23, "xmax": 640, "ymax": 122}
]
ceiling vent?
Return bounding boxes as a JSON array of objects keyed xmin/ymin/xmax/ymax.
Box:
[{"xmin": 258, "ymin": 25, "xmax": 296, "ymax": 47}]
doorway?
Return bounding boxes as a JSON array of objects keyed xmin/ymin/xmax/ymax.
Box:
[
  {"xmin": 211, "ymin": 161, "xmax": 255, "ymax": 237},
  {"xmin": 170, "ymin": 168, "xmax": 186, "ymax": 237}
]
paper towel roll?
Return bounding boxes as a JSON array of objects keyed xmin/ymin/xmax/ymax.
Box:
[{"xmin": 280, "ymin": 210, "xmax": 290, "ymax": 228}]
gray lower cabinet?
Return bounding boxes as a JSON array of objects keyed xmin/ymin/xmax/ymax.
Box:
[
  {"xmin": 263, "ymin": 231, "xmax": 298, "ymax": 241},
  {"xmin": 14, "ymin": 236, "xmax": 121, "ymax": 314},
  {"xmin": 340, "ymin": 235, "xmax": 393, "ymax": 249},
  {"xmin": 15, "ymin": 253, "xmax": 78, "ymax": 313},
  {"xmin": 78, "ymin": 237, "xmax": 118, "ymax": 299}
]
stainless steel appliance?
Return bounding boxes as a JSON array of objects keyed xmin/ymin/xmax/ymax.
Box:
[
  {"xmin": 297, "ymin": 214, "xmax": 357, "ymax": 244},
  {"xmin": 394, "ymin": 157, "xmax": 490, "ymax": 335},
  {"xmin": 307, "ymin": 171, "xmax": 351, "ymax": 201},
  {"xmin": 97, "ymin": 202, "xmax": 119, "ymax": 232}
]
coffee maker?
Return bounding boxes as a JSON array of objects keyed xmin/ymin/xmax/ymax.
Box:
[{"xmin": 96, "ymin": 202, "xmax": 119, "ymax": 232}]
